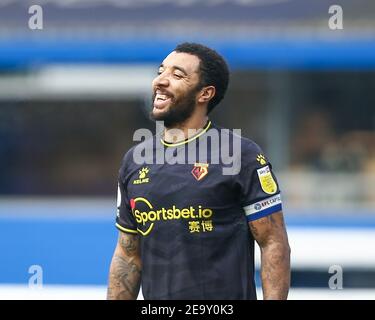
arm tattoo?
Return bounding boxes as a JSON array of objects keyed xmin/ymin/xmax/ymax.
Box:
[
  {"xmin": 107, "ymin": 255, "xmax": 141, "ymax": 300},
  {"xmin": 107, "ymin": 233, "xmax": 142, "ymax": 300},
  {"xmin": 249, "ymin": 212, "xmax": 291, "ymax": 300},
  {"xmin": 119, "ymin": 233, "xmax": 138, "ymax": 256}
]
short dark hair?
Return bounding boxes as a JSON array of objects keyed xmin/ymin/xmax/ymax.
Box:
[{"xmin": 174, "ymin": 42, "xmax": 229, "ymax": 114}]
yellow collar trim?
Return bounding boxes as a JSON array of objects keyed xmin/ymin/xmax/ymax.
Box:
[{"xmin": 160, "ymin": 121, "xmax": 212, "ymax": 147}]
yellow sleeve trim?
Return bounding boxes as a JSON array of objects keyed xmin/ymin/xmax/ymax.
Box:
[{"xmin": 116, "ymin": 223, "xmax": 138, "ymax": 234}]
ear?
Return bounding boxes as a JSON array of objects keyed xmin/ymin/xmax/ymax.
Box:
[{"xmin": 197, "ymin": 86, "xmax": 216, "ymax": 104}]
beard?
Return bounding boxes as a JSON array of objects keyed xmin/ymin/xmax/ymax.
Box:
[{"xmin": 150, "ymin": 86, "xmax": 199, "ymax": 128}]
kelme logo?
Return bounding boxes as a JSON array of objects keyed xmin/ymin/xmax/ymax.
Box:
[{"xmin": 133, "ymin": 167, "xmax": 150, "ymax": 185}]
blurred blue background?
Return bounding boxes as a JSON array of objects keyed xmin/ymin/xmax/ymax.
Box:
[{"xmin": 0, "ymin": 0, "xmax": 375, "ymax": 299}]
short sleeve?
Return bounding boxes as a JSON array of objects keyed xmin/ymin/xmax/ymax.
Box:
[
  {"xmin": 238, "ymin": 145, "xmax": 283, "ymax": 222},
  {"xmin": 115, "ymin": 157, "xmax": 138, "ymax": 234}
]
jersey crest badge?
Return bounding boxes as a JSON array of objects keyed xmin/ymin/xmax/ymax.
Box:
[
  {"xmin": 191, "ymin": 163, "xmax": 209, "ymax": 181},
  {"xmin": 257, "ymin": 165, "xmax": 277, "ymax": 195}
]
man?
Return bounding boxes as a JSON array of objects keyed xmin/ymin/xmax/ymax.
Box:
[{"xmin": 107, "ymin": 43, "xmax": 290, "ymax": 300}]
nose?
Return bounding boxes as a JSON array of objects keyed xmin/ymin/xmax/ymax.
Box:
[{"xmin": 153, "ymin": 72, "xmax": 170, "ymax": 88}]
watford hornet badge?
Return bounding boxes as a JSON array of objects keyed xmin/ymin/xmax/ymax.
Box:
[{"xmin": 191, "ymin": 163, "xmax": 209, "ymax": 181}]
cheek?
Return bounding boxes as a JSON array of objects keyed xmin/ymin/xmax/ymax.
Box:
[{"xmin": 174, "ymin": 82, "xmax": 191, "ymax": 96}]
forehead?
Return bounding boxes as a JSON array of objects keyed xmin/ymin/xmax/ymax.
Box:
[{"xmin": 161, "ymin": 51, "xmax": 200, "ymax": 74}]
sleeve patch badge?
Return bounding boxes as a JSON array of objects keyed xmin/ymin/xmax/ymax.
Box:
[{"xmin": 257, "ymin": 165, "xmax": 278, "ymax": 195}]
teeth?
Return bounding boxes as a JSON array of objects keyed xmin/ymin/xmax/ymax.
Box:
[{"xmin": 156, "ymin": 94, "xmax": 169, "ymax": 101}]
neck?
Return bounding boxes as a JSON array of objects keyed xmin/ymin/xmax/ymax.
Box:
[{"xmin": 163, "ymin": 114, "xmax": 209, "ymax": 143}]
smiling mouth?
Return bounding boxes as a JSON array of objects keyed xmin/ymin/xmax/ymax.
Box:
[{"xmin": 154, "ymin": 92, "xmax": 173, "ymax": 109}]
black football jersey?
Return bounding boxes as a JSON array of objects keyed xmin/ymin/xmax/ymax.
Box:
[{"xmin": 115, "ymin": 121, "xmax": 282, "ymax": 300}]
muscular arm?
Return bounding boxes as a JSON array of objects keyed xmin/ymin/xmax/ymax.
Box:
[
  {"xmin": 107, "ymin": 231, "xmax": 142, "ymax": 300},
  {"xmin": 248, "ymin": 211, "xmax": 291, "ymax": 300}
]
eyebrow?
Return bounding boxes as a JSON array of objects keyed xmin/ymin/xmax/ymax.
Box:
[{"xmin": 159, "ymin": 64, "xmax": 188, "ymax": 76}]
